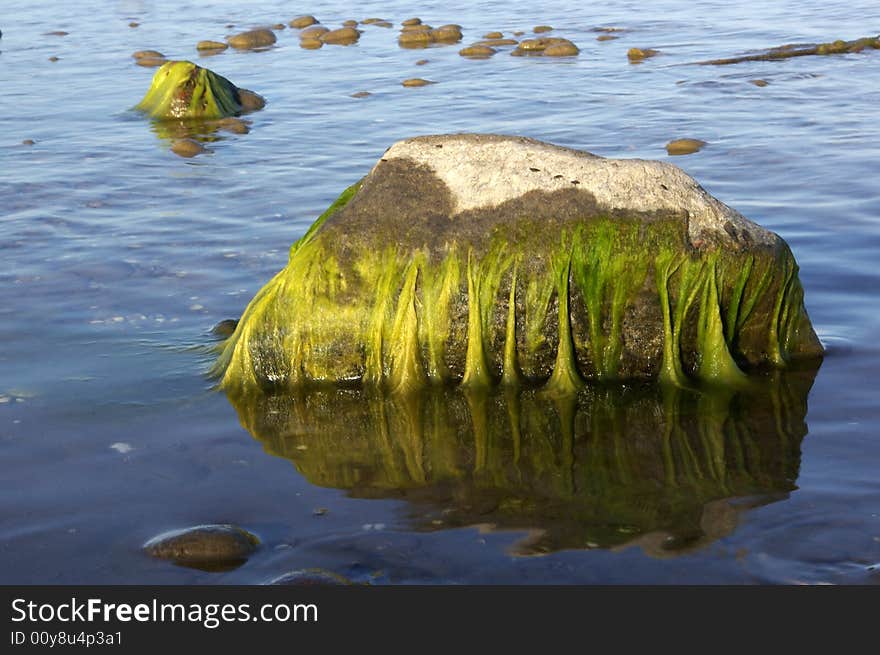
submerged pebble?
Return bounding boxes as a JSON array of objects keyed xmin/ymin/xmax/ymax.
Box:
[
  {"xmin": 320, "ymin": 27, "xmax": 360, "ymax": 45},
  {"xmin": 211, "ymin": 319, "xmax": 239, "ymax": 337},
  {"xmin": 351, "ymin": 91, "xmax": 372, "ymax": 98},
  {"xmin": 460, "ymin": 45, "xmax": 496, "ymax": 58},
  {"xmin": 132, "ymin": 49, "xmax": 164, "ymax": 60},
  {"xmin": 476, "ymin": 38, "xmax": 518, "ymax": 47},
  {"xmin": 597, "ymin": 34, "xmax": 618, "ymax": 42},
  {"xmin": 267, "ymin": 569, "xmax": 353, "ymax": 585},
  {"xmin": 665, "ymin": 138, "xmax": 707, "ymax": 155},
  {"xmin": 533, "ymin": 25, "xmax": 553, "ymax": 33},
  {"xmin": 544, "ymin": 41, "xmax": 580, "ymax": 56},
  {"xmin": 237, "ymin": 89, "xmax": 266, "ymax": 112},
  {"xmin": 750, "ymin": 79, "xmax": 770, "ymax": 87},
  {"xmin": 170, "ymin": 139, "xmax": 209, "ymax": 158},
  {"xmin": 415, "ymin": 59, "xmax": 429, "ymax": 65},
  {"xmin": 21, "ymin": 139, "xmax": 35, "ymax": 146},
  {"xmin": 227, "ymin": 28, "xmax": 276, "ymax": 50},
  {"xmin": 483, "ymin": 31, "xmax": 504, "ymax": 39},
  {"xmin": 628, "ymin": 47, "xmax": 659, "ymax": 61},
  {"xmin": 300, "ymin": 25, "xmax": 329, "ymax": 39},
  {"xmin": 289, "ymin": 15, "xmax": 318, "ymax": 29},
  {"xmin": 214, "ymin": 118, "xmax": 249, "ymax": 135},
  {"xmin": 144, "ymin": 524, "xmax": 259, "ymax": 570},
  {"xmin": 196, "ymin": 40, "xmax": 228, "ymax": 52},
  {"xmin": 402, "ymin": 78, "xmax": 434, "ymax": 87}
]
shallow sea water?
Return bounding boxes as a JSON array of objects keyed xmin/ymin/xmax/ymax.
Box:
[{"xmin": 1, "ymin": 0, "xmax": 879, "ymax": 584}]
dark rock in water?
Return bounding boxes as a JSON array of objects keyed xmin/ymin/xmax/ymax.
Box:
[
  {"xmin": 170, "ymin": 138, "xmax": 209, "ymax": 158},
  {"xmin": 227, "ymin": 28, "xmax": 276, "ymax": 50},
  {"xmin": 213, "ymin": 134, "xmax": 822, "ymax": 394},
  {"xmin": 144, "ymin": 524, "xmax": 259, "ymax": 571},
  {"xmin": 212, "ymin": 318, "xmax": 238, "ymax": 337},
  {"xmin": 698, "ymin": 35, "xmax": 880, "ymax": 65},
  {"xmin": 267, "ymin": 569, "xmax": 354, "ymax": 585}
]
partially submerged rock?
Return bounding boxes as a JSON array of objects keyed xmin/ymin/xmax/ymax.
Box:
[
  {"xmin": 698, "ymin": 35, "xmax": 880, "ymax": 65},
  {"xmin": 512, "ymin": 37, "xmax": 580, "ymax": 57},
  {"xmin": 135, "ymin": 61, "xmax": 264, "ymax": 120},
  {"xmin": 227, "ymin": 28, "xmax": 276, "ymax": 50},
  {"xmin": 213, "ymin": 134, "xmax": 822, "ymax": 394},
  {"xmin": 144, "ymin": 524, "xmax": 259, "ymax": 571},
  {"xmin": 666, "ymin": 138, "xmax": 707, "ymax": 156}
]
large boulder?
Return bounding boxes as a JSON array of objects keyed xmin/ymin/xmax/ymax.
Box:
[{"xmin": 213, "ymin": 134, "xmax": 822, "ymax": 393}]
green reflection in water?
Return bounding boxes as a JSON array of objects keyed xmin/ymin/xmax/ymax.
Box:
[{"xmin": 226, "ymin": 366, "xmax": 818, "ymax": 556}]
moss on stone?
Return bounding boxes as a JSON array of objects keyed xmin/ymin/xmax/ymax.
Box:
[{"xmin": 135, "ymin": 61, "xmax": 243, "ymax": 120}]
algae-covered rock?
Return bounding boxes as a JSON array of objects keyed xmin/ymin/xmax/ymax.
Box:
[
  {"xmin": 135, "ymin": 61, "xmax": 263, "ymax": 120},
  {"xmin": 213, "ymin": 134, "xmax": 822, "ymax": 394}
]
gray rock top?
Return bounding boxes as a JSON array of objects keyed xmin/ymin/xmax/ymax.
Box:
[{"xmin": 378, "ymin": 133, "xmax": 776, "ymax": 248}]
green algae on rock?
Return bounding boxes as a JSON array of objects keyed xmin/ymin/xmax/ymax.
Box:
[
  {"xmin": 135, "ymin": 61, "xmax": 263, "ymax": 120},
  {"xmin": 213, "ymin": 134, "xmax": 822, "ymax": 394}
]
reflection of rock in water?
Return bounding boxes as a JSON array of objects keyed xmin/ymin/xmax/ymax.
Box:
[{"xmin": 227, "ymin": 367, "xmax": 817, "ymax": 556}]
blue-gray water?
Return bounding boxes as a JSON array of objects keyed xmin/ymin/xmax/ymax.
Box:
[{"xmin": 1, "ymin": 0, "xmax": 878, "ymax": 583}]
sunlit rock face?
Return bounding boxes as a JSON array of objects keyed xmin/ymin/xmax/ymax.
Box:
[
  {"xmin": 135, "ymin": 60, "xmax": 256, "ymax": 120},
  {"xmin": 214, "ymin": 134, "xmax": 822, "ymax": 393},
  {"xmin": 227, "ymin": 367, "xmax": 817, "ymax": 555}
]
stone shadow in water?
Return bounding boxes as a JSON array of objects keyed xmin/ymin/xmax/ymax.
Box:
[{"xmin": 226, "ymin": 364, "xmax": 818, "ymax": 557}]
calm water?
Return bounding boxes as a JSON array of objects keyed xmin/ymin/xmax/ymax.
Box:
[{"xmin": 1, "ymin": 0, "xmax": 879, "ymax": 584}]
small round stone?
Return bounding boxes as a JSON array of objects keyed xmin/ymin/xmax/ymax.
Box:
[
  {"xmin": 238, "ymin": 89, "xmax": 266, "ymax": 112},
  {"xmin": 214, "ymin": 118, "xmax": 249, "ymax": 135},
  {"xmin": 136, "ymin": 56, "xmax": 166, "ymax": 67},
  {"xmin": 300, "ymin": 25, "xmax": 329, "ymax": 39},
  {"xmin": 300, "ymin": 38, "xmax": 323, "ymax": 49},
  {"xmin": 483, "ymin": 31, "xmax": 504, "ymax": 39},
  {"xmin": 415, "ymin": 59, "xmax": 429, "ymax": 65},
  {"xmin": 430, "ymin": 26, "xmax": 462, "ymax": 43},
  {"xmin": 144, "ymin": 524, "xmax": 259, "ymax": 570},
  {"xmin": 129, "ymin": 22, "xmax": 139, "ymax": 28},
  {"xmin": 516, "ymin": 38, "xmax": 548, "ymax": 52},
  {"xmin": 170, "ymin": 139, "xmax": 209, "ymax": 158},
  {"xmin": 402, "ymin": 78, "xmax": 434, "ymax": 87},
  {"xmin": 351, "ymin": 91, "xmax": 372, "ymax": 98},
  {"xmin": 267, "ymin": 569, "xmax": 353, "ymax": 585},
  {"xmin": 227, "ymin": 28, "xmax": 276, "ymax": 50},
  {"xmin": 543, "ymin": 41, "xmax": 579, "ymax": 57},
  {"xmin": 627, "ymin": 47, "xmax": 659, "ymax": 61},
  {"xmin": 132, "ymin": 49, "xmax": 164, "ymax": 60},
  {"xmin": 362, "ymin": 18, "xmax": 385, "ymax": 25},
  {"xmin": 750, "ymin": 79, "xmax": 769, "ymax": 87},
  {"xmin": 665, "ymin": 138, "xmax": 707, "ymax": 156},
  {"xmin": 402, "ymin": 17, "xmax": 422, "ymax": 26},
  {"xmin": 272, "ymin": 23, "xmax": 286, "ymax": 30},
  {"xmin": 48, "ymin": 55, "xmax": 59, "ymax": 62},
  {"xmin": 399, "ymin": 30, "xmax": 433, "ymax": 47},
  {"xmin": 197, "ymin": 40, "xmax": 228, "ymax": 51},
  {"xmin": 320, "ymin": 27, "xmax": 360, "ymax": 45},
  {"xmin": 211, "ymin": 319, "xmax": 239, "ymax": 337},
  {"xmin": 290, "ymin": 15, "xmax": 318, "ymax": 29},
  {"xmin": 533, "ymin": 25, "xmax": 553, "ymax": 33},
  {"xmin": 459, "ymin": 45, "xmax": 496, "ymax": 58},
  {"xmin": 21, "ymin": 139, "xmax": 35, "ymax": 146},
  {"xmin": 597, "ymin": 34, "xmax": 618, "ymax": 41},
  {"xmin": 476, "ymin": 38, "xmax": 518, "ymax": 47}
]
